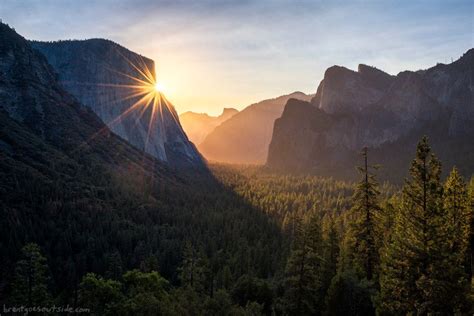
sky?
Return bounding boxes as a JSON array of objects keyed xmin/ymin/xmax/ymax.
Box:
[{"xmin": 1, "ymin": 0, "xmax": 473, "ymax": 115}]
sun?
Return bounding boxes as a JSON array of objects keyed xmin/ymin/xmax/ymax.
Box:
[{"xmin": 154, "ymin": 82, "xmax": 165, "ymax": 93}]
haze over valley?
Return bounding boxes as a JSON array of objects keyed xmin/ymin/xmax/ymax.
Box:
[{"xmin": 0, "ymin": 1, "xmax": 473, "ymax": 314}]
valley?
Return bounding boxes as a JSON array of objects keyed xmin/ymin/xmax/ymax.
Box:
[{"xmin": 0, "ymin": 1, "xmax": 473, "ymax": 313}]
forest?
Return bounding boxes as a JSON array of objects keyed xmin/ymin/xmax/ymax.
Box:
[{"xmin": 1, "ymin": 136, "xmax": 473, "ymax": 315}]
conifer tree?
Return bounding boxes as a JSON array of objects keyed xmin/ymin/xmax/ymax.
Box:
[
  {"xmin": 442, "ymin": 167, "xmax": 471, "ymax": 311},
  {"xmin": 11, "ymin": 243, "xmax": 52, "ymax": 305},
  {"xmin": 468, "ymin": 176, "xmax": 474, "ymax": 282},
  {"xmin": 321, "ymin": 217, "xmax": 339, "ymax": 296},
  {"xmin": 104, "ymin": 251, "xmax": 123, "ymax": 280},
  {"xmin": 379, "ymin": 136, "xmax": 465, "ymax": 314},
  {"xmin": 178, "ymin": 241, "xmax": 206, "ymax": 293},
  {"xmin": 284, "ymin": 214, "xmax": 324, "ymax": 315},
  {"xmin": 348, "ymin": 147, "xmax": 381, "ymax": 281}
]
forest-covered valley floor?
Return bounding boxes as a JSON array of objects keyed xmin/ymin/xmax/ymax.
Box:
[{"xmin": 1, "ymin": 138, "xmax": 473, "ymax": 315}]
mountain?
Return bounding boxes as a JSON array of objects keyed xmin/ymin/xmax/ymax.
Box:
[
  {"xmin": 1, "ymin": 23, "xmax": 288, "ymax": 302},
  {"xmin": 0, "ymin": 23, "xmax": 169, "ymax": 171},
  {"xmin": 199, "ymin": 92, "xmax": 313, "ymax": 164},
  {"xmin": 0, "ymin": 21, "xmax": 180, "ymax": 278},
  {"xmin": 30, "ymin": 39, "xmax": 204, "ymax": 168},
  {"xmin": 268, "ymin": 50, "xmax": 474, "ymax": 181},
  {"xmin": 179, "ymin": 107, "xmax": 238, "ymax": 145}
]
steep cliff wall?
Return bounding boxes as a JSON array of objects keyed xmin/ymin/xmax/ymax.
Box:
[
  {"xmin": 268, "ymin": 49, "xmax": 474, "ymax": 181},
  {"xmin": 199, "ymin": 92, "xmax": 313, "ymax": 164},
  {"xmin": 31, "ymin": 39, "xmax": 204, "ymax": 168}
]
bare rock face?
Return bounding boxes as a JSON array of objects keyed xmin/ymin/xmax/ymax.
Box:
[
  {"xmin": 199, "ymin": 91, "xmax": 313, "ymax": 164},
  {"xmin": 420, "ymin": 49, "xmax": 474, "ymax": 135},
  {"xmin": 268, "ymin": 49, "xmax": 474, "ymax": 181},
  {"xmin": 31, "ymin": 39, "xmax": 204, "ymax": 168},
  {"xmin": 179, "ymin": 107, "xmax": 238, "ymax": 145},
  {"xmin": 0, "ymin": 22, "xmax": 175, "ymax": 177},
  {"xmin": 313, "ymin": 65, "xmax": 394, "ymax": 114}
]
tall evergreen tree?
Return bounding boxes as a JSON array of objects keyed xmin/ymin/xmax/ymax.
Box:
[
  {"xmin": 284, "ymin": 214, "xmax": 324, "ymax": 315},
  {"xmin": 11, "ymin": 243, "xmax": 52, "ymax": 306},
  {"xmin": 347, "ymin": 147, "xmax": 381, "ymax": 281},
  {"xmin": 442, "ymin": 167, "xmax": 471, "ymax": 311},
  {"xmin": 468, "ymin": 177, "xmax": 474, "ymax": 282},
  {"xmin": 321, "ymin": 217, "xmax": 340, "ymax": 296},
  {"xmin": 104, "ymin": 251, "xmax": 123, "ymax": 280},
  {"xmin": 379, "ymin": 136, "xmax": 466, "ymax": 314},
  {"xmin": 178, "ymin": 241, "xmax": 206, "ymax": 293}
]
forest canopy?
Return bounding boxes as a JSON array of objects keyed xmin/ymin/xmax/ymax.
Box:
[{"xmin": 1, "ymin": 137, "xmax": 473, "ymax": 315}]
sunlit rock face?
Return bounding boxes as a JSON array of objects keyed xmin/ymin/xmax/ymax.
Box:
[
  {"xmin": 0, "ymin": 22, "xmax": 174, "ymax": 176},
  {"xmin": 179, "ymin": 107, "xmax": 238, "ymax": 145},
  {"xmin": 268, "ymin": 49, "xmax": 474, "ymax": 181},
  {"xmin": 31, "ymin": 39, "xmax": 204, "ymax": 168},
  {"xmin": 198, "ymin": 92, "xmax": 313, "ymax": 164},
  {"xmin": 314, "ymin": 64, "xmax": 394, "ymax": 115}
]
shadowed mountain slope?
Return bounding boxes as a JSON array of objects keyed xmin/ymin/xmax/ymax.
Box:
[
  {"xmin": 268, "ymin": 50, "xmax": 474, "ymax": 181},
  {"xmin": 31, "ymin": 39, "xmax": 204, "ymax": 168}
]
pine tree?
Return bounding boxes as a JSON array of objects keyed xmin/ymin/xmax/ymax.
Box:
[
  {"xmin": 11, "ymin": 243, "xmax": 52, "ymax": 305},
  {"xmin": 284, "ymin": 214, "xmax": 324, "ymax": 315},
  {"xmin": 442, "ymin": 167, "xmax": 471, "ymax": 311},
  {"xmin": 348, "ymin": 147, "xmax": 381, "ymax": 281},
  {"xmin": 468, "ymin": 177, "xmax": 474, "ymax": 283},
  {"xmin": 379, "ymin": 136, "xmax": 464, "ymax": 314},
  {"xmin": 104, "ymin": 251, "xmax": 123, "ymax": 280},
  {"xmin": 321, "ymin": 217, "xmax": 339, "ymax": 297},
  {"xmin": 178, "ymin": 241, "xmax": 206, "ymax": 293}
]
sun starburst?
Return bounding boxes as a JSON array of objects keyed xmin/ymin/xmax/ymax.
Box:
[{"xmin": 71, "ymin": 49, "xmax": 182, "ymax": 159}]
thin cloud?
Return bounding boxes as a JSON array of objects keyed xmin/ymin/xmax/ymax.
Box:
[{"xmin": 1, "ymin": 0, "xmax": 472, "ymax": 115}]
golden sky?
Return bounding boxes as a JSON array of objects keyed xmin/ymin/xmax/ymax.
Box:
[{"xmin": 2, "ymin": 0, "xmax": 472, "ymax": 115}]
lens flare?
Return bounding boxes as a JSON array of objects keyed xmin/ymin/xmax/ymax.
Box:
[
  {"xmin": 154, "ymin": 82, "xmax": 165, "ymax": 92},
  {"xmin": 70, "ymin": 49, "xmax": 183, "ymax": 160}
]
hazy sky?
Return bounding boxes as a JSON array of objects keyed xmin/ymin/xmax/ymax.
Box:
[{"xmin": 1, "ymin": 0, "xmax": 473, "ymax": 115}]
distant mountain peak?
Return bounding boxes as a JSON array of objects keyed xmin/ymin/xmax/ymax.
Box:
[
  {"xmin": 357, "ymin": 64, "xmax": 392, "ymax": 79},
  {"xmin": 268, "ymin": 48, "xmax": 474, "ymax": 181},
  {"xmin": 221, "ymin": 107, "xmax": 239, "ymax": 116},
  {"xmin": 456, "ymin": 48, "xmax": 474, "ymax": 65},
  {"xmin": 315, "ymin": 63, "xmax": 392, "ymax": 114},
  {"xmin": 197, "ymin": 92, "xmax": 312, "ymax": 164},
  {"xmin": 179, "ymin": 107, "xmax": 238, "ymax": 145}
]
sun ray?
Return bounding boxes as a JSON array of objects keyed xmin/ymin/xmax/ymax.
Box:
[
  {"xmin": 67, "ymin": 48, "xmax": 177, "ymax": 164},
  {"xmin": 115, "ymin": 49, "xmax": 155, "ymax": 84},
  {"xmin": 105, "ymin": 67, "xmax": 153, "ymax": 87},
  {"xmin": 145, "ymin": 95, "xmax": 158, "ymax": 152}
]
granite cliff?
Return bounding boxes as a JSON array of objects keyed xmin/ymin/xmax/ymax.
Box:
[
  {"xmin": 0, "ymin": 22, "xmax": 175, "ymax": 179},
  {"xmin": 199, "ymin": 92, "xmax": 312, "ymax": 164},
  {"xmin": 31, "ymin": 39, "xmax": 204, "ymax": 168},
  {"xmin": 268, "ymin": 49, "xmax": 474, "ymax": 181}
]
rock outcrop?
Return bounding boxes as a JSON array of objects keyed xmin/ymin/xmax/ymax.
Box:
[
  {"xmin": 31, "ymin": 39, "xmax": 204, "ymax": 168},
  {"xmin": 0, "ymin": 22, "xmax": 174, "ymax": 177},
  {"xmin": 268, "ymin": 49, "xmax": 474, "ymax": 181},
  {"xmin": 199, "ymin": 91, "xmax": 313, "ymax": 164}
]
